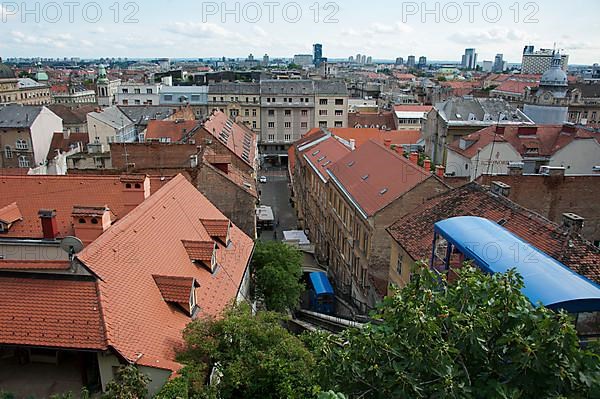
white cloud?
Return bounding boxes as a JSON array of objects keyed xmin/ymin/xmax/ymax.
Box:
[{"xmin": 449, "ymin": 28, "xmax": 530, "ymax": 45}]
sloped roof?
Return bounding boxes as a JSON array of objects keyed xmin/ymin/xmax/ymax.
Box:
[
  {"xmin": 0, "ymin": 105, "xmax": 43, "ymax": 128},
  {"xmin": 310, "ymin": 127, "xmax": 423, "ymax": 148},
  {"xmin": 387, "ymin": 183, "xmax": 600, "ymax": 284},
  {"xmin": 202, "ymin": 111, "xmax": 257, "ymax": 168},
  {"xmin": 0, "ymin": 260, "xmax": 70, "ymax": 271},
  {"xmin": 349, "ymin": 111, "xmax": 397, "ymax": 130},
  {"xmin": 447, "ymin": 130, "xmax": 508, "ymax": 159},
  {"xmin": 328, "ymin": 140, "xmax": 432, "ymax": 217},
  {"xmin": 153, "ymin": 275, "xmax": 196, "ymax": 304},
  {"xmin": 0, "ymin": 277, "xmax": 107, "ymax": 350},
  {"xmin": 47, "ymin": 104, "xmax": 96, "ymax": 125},
  {"xmin": 0, "ymin": 175, "xmax": 148, "ymax": 239},
  {"xmin": 301, "ymin": 135, "xmax": 351, "ymax": 182},
  {"xmin": 0, "ymin": 202, "xmax": 22, "ymax": 224},
  {"xmin": 47, "ymin": 132, "xmax": 89, "ymax": 160},
  {"xmin": 146, "ymin": 120, "xmax": 200, "ymax": 142},
  {"xmin": 77, "ymin": 174, "xmax": 254, "ymax": 371}
]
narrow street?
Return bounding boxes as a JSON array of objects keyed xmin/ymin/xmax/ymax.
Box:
[{"xmin": 257, "ymin": 165, "xmax": 298, "ymax": 242}]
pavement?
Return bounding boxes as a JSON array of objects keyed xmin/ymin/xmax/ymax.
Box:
[{"xmin": 258, "ymin": 165, "xmax": 298, "ymax": 242}]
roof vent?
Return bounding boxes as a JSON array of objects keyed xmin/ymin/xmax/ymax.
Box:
[
  {"xmin": 562, "ymin": 213, "xmax": 585, "ymax": 235},
  {"xmin": 379, "ymin": 188, "xmax": 388, "ymax": 195},
  {"xmin": 491, "ymin": 181, "xmax": 511, "ymax": 197},
  {"xmin": 361, "ymin": 174, "xmax": 369, "ymax": 181}
]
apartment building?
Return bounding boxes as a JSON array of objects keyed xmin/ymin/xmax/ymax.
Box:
[
  {"xmin": 208, "ymin": 82, "xmax": 261, "ymax": 134},
  {"xmin": 325, "ymin": 141, "xmax": 448, "ymax": 312},
  {"xmin": 314, "ymin": 81, "xmax": 349, "ymax": 129},
  {"xmin": 115, "ymin": 83, "xmax": 162, "ymax": 106},
  {"xmin": 0, "ymin": 105, "xmax": 63, "ymax": 169}
]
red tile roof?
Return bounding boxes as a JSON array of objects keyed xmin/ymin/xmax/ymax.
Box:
[
  {"xmin": 328, "ymin": 128, "xmax": 422, "ymax": 148},
  {"xmin": 0, "ymin": 277, "xmax": 106, "ymax": 350},
  {"xmin": 300, "ymin": 136, "xmax": 351, "ymax": 182},
  {"xmin": 77, "ymin": 174, "xmax": 254, "ymax": 372},
  {"xmin": 493, "ymin": 79, "xmax": 539, "ymax": 95},
  {"xmin": 0, "ymin": 260, "xmax": 70, "ymax": 271},
  {"xmin": 349, "ymin": 111, "xmax": 397, "ymax": 130},
  {"xmin": 387, "ymin": 183, "xmax": 600, "ymax": 284},
  {"xmin": 202, "ymin": 111, "xmax": 257, "ymax": 168},
  {"xmin": 182, "ymin": 240, "xmax": 215, "ymax": 262},
  {"xmin": 201, "ymin": 219, "xmax": 230, "ymax": 239},
  {"xmin": 447, "ymin": 130, "xmax": 508, "ymax": 159},
  {"xmin": 328, "ymin": 140, "xmax": 432, "ymax": 217},
  {"xmin": 0, "ymin": 175, "xmax": 149, "ymax": 239},
  {"xmin": 146, "ymin": 120, "xmax": 200, "ymax": 142},
  {"xmin": 393, "ymin": 105, "xmax": 433, "ymax": 113},
  {"xmin": 153, "ymin": 275, "xmax": 197, "ymax": 305},
  {"xmin": 0, "ymin": 202, "xmax": 22, "ymax": 224}
]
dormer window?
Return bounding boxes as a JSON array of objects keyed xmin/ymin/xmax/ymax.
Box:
[
  {"xmin": 0, "ymin": 202, "xmax": 23, "ymax": 233},
  {"xmin": 182, "ymin": 240, "xmax": 218, "ymax": 272},
  {"xmin": 153, "ymin": 275, "xmax": 199, "ymax": 316},
  {"xmin": 201, "ymin": 219, "xmax": 231, "ymax": 247}
]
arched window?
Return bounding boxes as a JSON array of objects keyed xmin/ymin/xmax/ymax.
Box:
[
  {"xmin": 16, "ymin": 139, "xmax": 28, "ymax": 150},
  {"xmin": 18, "ymin": 156, "xmax": 29, "ymax": 168},
  {"xmin": 4, "ymin": 146, "xmax": 12, "ymax": 159}
]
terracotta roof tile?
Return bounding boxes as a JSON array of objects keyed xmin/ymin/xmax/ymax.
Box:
[
  {"xmin": 201, "ymin": 219, "xmax": 230, "ymax": 239},
  {"xmin": 0, "ymin": 260, "xmax": 70, "ymax": 271},
  {"xmin": 393, "ymin": 105, "xmax": 433, "ymax": 113},
  {"xmin": 0, "ymin": 175, "xmax": 150, "ymax": 239},
  {"xmin": 153, "ymin": 275, "xmax": 196, "ymax": 304},
  {"xmin": 46, "ymin": 132, "xmax": 89, "ymax": 160},
  {"xmin": 182, "ymin": 240, "xmax": 215, "ymax": 262},
  {"xmin": 146, "ymin": 120, "xmax": 200, "ymax": 142},
  {"xmin": 0, "ymin": 277, "xmax": 106, "ymax": 350},
  {"xmin": 77, "ymin": 175, "xmax": 254, "ymax": 372},
  {"xmin": 329, "ymin": 128, "xmax": 422, "ymax": 148},
  {"xmin": 328, "ymin": 141, "xmax": 431, "ymax": 217},
  {"xmin": 202, "ymin": 111, "xmax": 257, "ymax": 168},
  {"xmin": 387, "ymin": 183, "xmax": 600, "ymax": 284},
  {"xmin": 0, "ymin": 202, "xmax": 22, "ymax": 224},
  {"xmin": 301, "ymin": 136, "xmax": 351, "ymax": 182}
]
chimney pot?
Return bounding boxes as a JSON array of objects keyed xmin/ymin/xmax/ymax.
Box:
[
  {"xmin": 491, "ymin": 181, "xmax": 511, "ymax": 197},
  {"xmin": 424, "ymin": 159, "xmax": 432, "ymax": 172},
  {"xmin": 384, "ymin": 139, "xmax": 392, "ymax": 148},
  {"xmin": 562, "ymin": 213, "xmax": 585, "ymax": 235},
  {"xmin": 409, "ymin": 152, "xmax": 419, "ymax": 165},
  {"xmin": 435, "ymin": 165, "xmax": 445, "ymax": 178},
  {"xmin": 508, "ymin": 162, "xmax": 524, "ymax": 176}
]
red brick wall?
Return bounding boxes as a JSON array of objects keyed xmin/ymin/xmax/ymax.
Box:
[{"xmin": 110, "ymin": 143, "xmax": 200, "ymax": 170}]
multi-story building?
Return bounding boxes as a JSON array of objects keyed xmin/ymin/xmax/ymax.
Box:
[
  {"xmin": 424, "ymin": 97, "xmax": 534, "ymax": 164},
  {"xmin": 116, "ymin": 83, "xmax": 161, "ymax": 106},
  {"xmin": 314, "ymin": 81, "xmax": 349, "ymax": 130},
  {"xmin": 293, "ymin": 54, "xmax": 314, "ymax": 67},
  {"xmin": 260, "ymin": 80, "xmax": 315, "ymax": 160},
  {"xmin": 0, "ymin": 105, "xmax": 63, "ymax": 169},
  {"xmin": 48, "ymin": 104, "xmax": 95, "ymax": 134},
  {"xmin": 461, "ymin": 48, "xmax": 478, "ymax": 70},
  {"xmin": 493, "ymin": 54, "xmax": 505, "ymax": 73},
  {"xmin": 0, "ymin": 62, "xmax": 52, "ymax": 106},
  {"xmin": 208, "ymin": 82, "xmax": 261, "ymax": 134},
  {"xmin": 522, "ymin": 47, "xmax": 569, "ymax": 74},
  {"xmin": 159, "ymin": 85, "xmax": 209, "ymax": 118},
  {"xmin": 87, "ymin": 106, "xmax": 136, "ymax": 144}
]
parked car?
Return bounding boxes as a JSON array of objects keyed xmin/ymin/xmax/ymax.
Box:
[{"xmin": 259, "ymin": 176, "xmax": 268, "ymax": 184}]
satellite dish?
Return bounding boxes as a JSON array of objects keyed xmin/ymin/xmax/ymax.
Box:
[{"xmin": 60, "ymin": 236, "xmax": 84, "ymax": 260}]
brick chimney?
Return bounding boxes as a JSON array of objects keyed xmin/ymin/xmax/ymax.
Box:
[
  {"xmin": 120, "ymin": 175, "xmax": 151, "ymax": 213},
  {"xmin": 409, "ymin": 152, "xmax": 419, "ymax": 165},
  {"xmin": 491, "ymin": 181, "xmax": 511, "ymax": 197},
  {"xmin": 72, "ymin": 206, "xmax": 113, "ymax": 246},
  {"xmin": 394, "ymin": 145, "xmax": 403, "ymax": 155},
  {"xmin": 562, "ymin": 213, "xmax": 585, "ymax": 236},
  {"xmin": 424, "ymin": 159, "xmax": 432, "ymax": 173},
  {"xmin": 38, "ymin": 210, "xmax": 58, "ymax": 240},
  {"xmin": 435, "ymin": 165, "xmax": 446, "ymax": 178}
]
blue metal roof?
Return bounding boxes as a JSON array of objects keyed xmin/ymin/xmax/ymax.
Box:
[
  {"xmin": 434, "ymin": 216, "xmax": 600, "ymax": 314},
  {"xmin": 309, "ymin": 272, "xmax": 334, "ymax": 296}
]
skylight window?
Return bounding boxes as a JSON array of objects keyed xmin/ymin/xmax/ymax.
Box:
[
  {"xmin": 323, "ymin": 161, "xmax": 332, "ymax": 166},
  {"xmin": 362, "ymin": 175, "xmax": 369, "ymax": 180},
  {"xmin": 318, "ymin": 156, "xmax": 326, "ymax": 162},
  {"xmin": 312, "ymin": 150, "xmax": 320, "ymax": 156},
  {"xmin": 380, "ymin": 188, "xmax": 388, "ymax": 195},
  {"xmin": 348, "ymin": 161, "xmax": 355, "ymax": 167}
]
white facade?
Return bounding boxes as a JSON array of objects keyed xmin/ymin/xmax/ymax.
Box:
[
  {"xmin": 87, "ymin": 107, "xmax": 135, "ymax": 145},
  {"xmin": 116, "ymin": 83, "xmax": 161, "ymax": 106},
  {"xmin": 550, "ymin": 138, "xmax": 600, "ymax": 175},
  {"xmin": 30, "ymin": 107, "xmax": 64, "ymax": 166},
  {"xmin": 446, "ymin": 141, "xmax": 523, "ymax": 180}
]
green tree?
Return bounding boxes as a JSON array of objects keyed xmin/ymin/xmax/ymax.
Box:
[
  {"xmin": 312, "ymin": 264, "xmax": 600, "ymax": 398},
  {"xmin": 177, "ymin": 304, "xmax": 319, "ymax": 399},
  {"xmin": 251, "ymin": 241, "xmax": 304, "ymax": 312},
  {"xmin": 103, "ymin": 365, "xmax": 150, "ymax": 399}
]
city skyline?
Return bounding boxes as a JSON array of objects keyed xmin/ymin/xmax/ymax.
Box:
[{"xmin": 0, "ymin": 0, "xmax": 599, "ymax": 64}]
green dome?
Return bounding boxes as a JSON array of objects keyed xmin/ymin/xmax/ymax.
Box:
[{"xmin": 34, "ymin": 71, "xmax": 49, "ymax": 82}]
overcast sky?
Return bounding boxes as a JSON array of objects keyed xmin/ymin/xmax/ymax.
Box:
[{"xmin": 1, "ymin": 0, "xmax": 599, "ymax": 64}]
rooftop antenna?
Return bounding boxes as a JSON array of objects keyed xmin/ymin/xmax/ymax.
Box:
[{"xmin": 60, "ymin": 236, "xmax": 84, "ymax": 262}]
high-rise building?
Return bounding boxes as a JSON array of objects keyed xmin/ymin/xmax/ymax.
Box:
[
  {"xmin": 523, "ymin": 45, "xmax": 535, "ymax": 55},
  {"xmin": 407, "ymin": 55, "xmax": 416, "ymax": 68},
  {"xmin": 418, "ymin": 56, "xmax": 427, "ymax": 69},
  {"xmin": 349, "ymin": 56, "xmax": 354, "ymax": 63},
  {"xmin": 522, "ymin": 47, "xmax": 569, "ymax": 74},
  {"xmin": 366, "ymin": 56, "xmax": 373, "ymax": 64},
  {"xmin": 313, "ymin": 43, "xmax": 324, "ymax": 67},
  {"xmin": 361, "ymin": 55, "xmax": 367, "ymax": 64},
  {"xmin": 461, "ymin": 48, "xmax": 478, "ymax": 70},
  {"xmin": 493, "ymin": 54, "xmax": 504, "ymax": 73},
  {"xmin": 482, "ymin": 61, "xmax": 493, "ymax": 73},
  {"xmin": 263, "ymin": 54, "xmax": 270, "ymax": 66},
  {"xmin": 395, "ymin": 57, "xmax": 404, "ymax": 66},
  {"xmin": 356, "ymin": 54, "xmax": 362, "ymax": 64}
]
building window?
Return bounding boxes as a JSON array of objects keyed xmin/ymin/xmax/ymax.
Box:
[
  {"xmin": 334, "ymin": 121, "xmax": 343, "ymax": 127},
  {"xmin": 268, "ymin": 122, "xmax": 275, "ymax": 128},
  {"xmin": 252, "ymin": 121, "xmax": 257, "ymax": 129},
  {"xmin": 146, "ymin": 89, "xmax": 153, "ymax": 94},
  {"xmin": 396, "ymin": 255, "xmax": 403, "ymax": 275},
  {"xmin": 134, "ymin": 99, "xmax": 141, "ymax": 105},
  {"xmin": 268, "ymin": 134, "xmax": 275, "ymax": 142},
  {"xmin": 268, "ymin": 110, "xmax": 275, "ymax": 116},
  {"xmin": 4, "ymin": 146, "xmax": 12, "ymax": 159},
  {"xmin": 285, "ymin": 110, "xmax": 291, "ymax": 116},
  {"xmin": 134, "ymin": 89, "xmax": 141, "ymax": 94},
  {"xmin": 122, "ymin": 88, "xmax": 129, "ymax": 94},
  {"xmin": 319, "ymin": 121, "xmax": 328, "ymax": 128},
  {"xmin": 284, "ymin": 122, "xmax": 291, "ymax": 128},
  {"xmin": 122, "ymin": 99, "xmax": 129, "ymax": 105},
  {"xmin": 319, "ymin": 99, "xmax": 328, "ymax": 105},
  {"xmin": 335, "ymin": 99, "xmax": 344, "ymax": 105},
  {"xmin": 335, "ymin": 110, "xmax": 344, "ymax": 116},
  {"xmin": 301, "ymin": 122, "xmax": 308, "ymax": 128},
  {"xmin": 301, "ymin": 110, "xmax": 308, "ymax": 116},
  {"xmin": 252, "ymin": 109, "xmax": 257, "ymax": 117},
  {"xmin": 319, "ymin": 110, "xmax": 328, "ymax": 116},
  {"xmin": 284, "ymin": 134, "xmax": 291, "ymax": 141},
  {"xmin": 191, "ymin": 95, "xmax": 200, "ymax": 102},
  {"xmin": 18, "ymin": 156, "xmax": 29, "ymax": 168},
  {"xmin": 245, "ymin": 109, "xmax": 250, "ymax": 117},
  {"xmin": 15, "ymin": 139, "xmax": 28, "ymax": 150}
]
